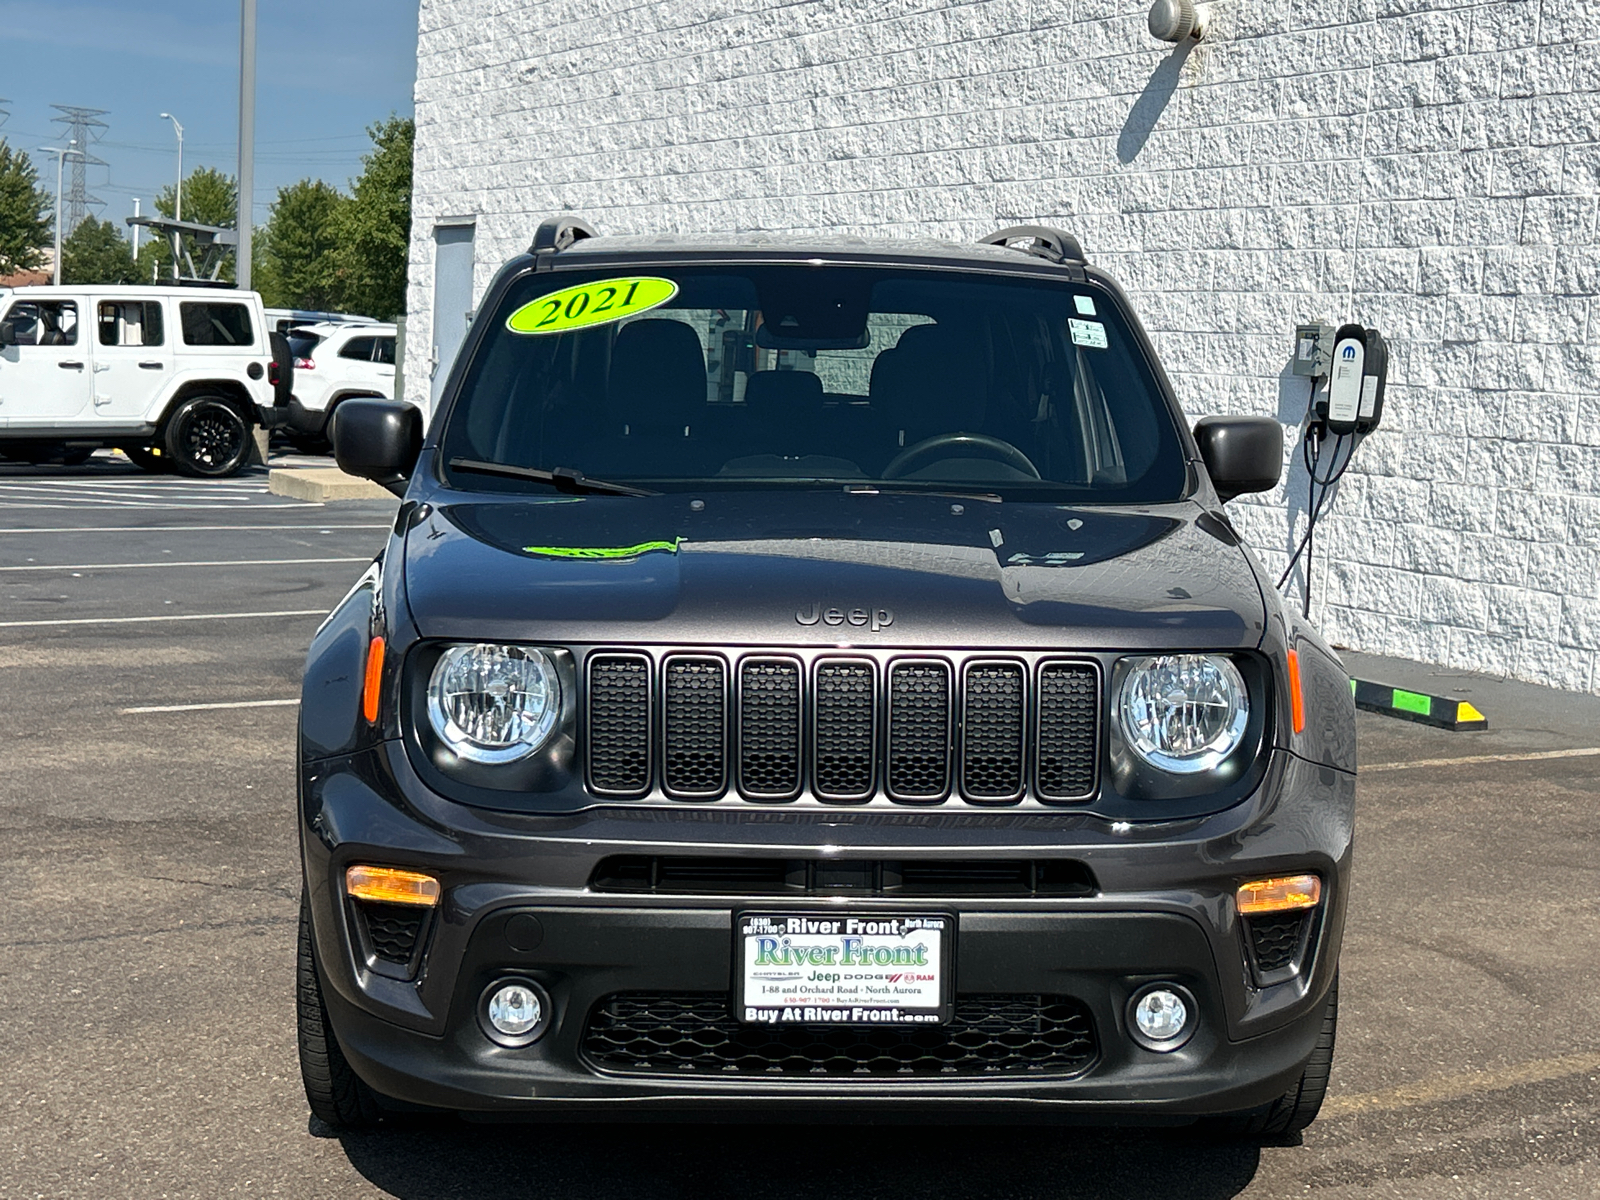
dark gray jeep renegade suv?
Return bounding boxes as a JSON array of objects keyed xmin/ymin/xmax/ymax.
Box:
[{"xmin": 297, "ymin": 218, "xmax": 1355, "ymax": 1134}]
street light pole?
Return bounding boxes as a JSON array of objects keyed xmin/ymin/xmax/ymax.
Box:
[
  {"xmin": 40, "ymin": 142, "xmax": 84, "ymax": 286},
  {"xmin": 238, "ymin": 0, "xmax": 256, "ymax": 290},
  {"xmin": 159, "ymin": 112, "xmax": 184, "ymax": 221}
]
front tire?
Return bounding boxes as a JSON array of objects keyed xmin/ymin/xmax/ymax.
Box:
[
  {"xmin": 164, "ymin": 395, "xmax": 253, "ymax": 477},
  {"xmin": 1207, "ymin": 974, "xmax": 1338, "ymax": 1139},
  {"xmin": 297, "ymin": 892, "xmax": 385, "ymax": 1129}
]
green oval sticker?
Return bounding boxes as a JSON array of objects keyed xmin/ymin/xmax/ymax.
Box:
[{"xmin": 506, "ymin": 277, "xmax": 679, "ymax": 335}]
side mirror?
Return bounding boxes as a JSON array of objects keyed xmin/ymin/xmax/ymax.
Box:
[
  {"xmin": 1193, "ymin": 416, "xmax": 1282, "ymax": 503},
  {"xmin": 0, "ymin": 320, "xmax": 15, "ymax": 348},
  {"xmin": 333, "ymin": 398, "xmax": 422, "ymax": 497}
]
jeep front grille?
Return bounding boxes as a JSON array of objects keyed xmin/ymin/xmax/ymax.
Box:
[
  {"xmin": 583, "ymin": 651, "xmax": 1100, "ymax": 805},
  {"xmin": 582, "ymin": 992, "xmax": 1099, "ymax": 1078}
]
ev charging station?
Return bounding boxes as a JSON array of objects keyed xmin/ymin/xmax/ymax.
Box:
[{"xmin": 1280, "ymin": 318, "xmax": 1390, "ymax": 614}]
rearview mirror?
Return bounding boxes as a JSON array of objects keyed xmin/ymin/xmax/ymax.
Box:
[
  {"xmin": 1193, "ymin": 416, "xmax": 1282, "ymax": 504},
  {"xmin": 0, "ymin": 320, "xmax": 14, "ymax": 348},
  {"xmin": 333, "ymin": 399, "xmax": 422, "ymax": 498}
]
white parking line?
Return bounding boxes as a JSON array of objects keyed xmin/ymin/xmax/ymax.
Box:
[
  {"xmin": 0, "ymin": 557, "xmax": 369, "ymax": 572},
  {"xmin": 0, "ymin": 609, "xmax": 327, "ymax": 629},
  {"xmin": 0, "ymin": 502, "xmax": 324, "ymax": 511},
  {"xmin": 1363, "ymin": 746, "xmax": 1600, "ymax": 773},
  {"xmin": 0, "ymin": 525, "xmax": 390, "ymax": 534},
  {"xmin": 122, "ymin": 698, "xmax": 300, "ymax": 714}
]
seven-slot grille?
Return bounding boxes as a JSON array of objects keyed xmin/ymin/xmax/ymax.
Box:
[{"xmin": 584, "ymin": 652, "xmax": 1099, "ymax": 804}]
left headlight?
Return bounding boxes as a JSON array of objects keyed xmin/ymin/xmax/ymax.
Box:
[
  {"xmin": 1116, "ymin": 653, "xmax": 1249, "ymax": 774},
  {"xmin": 426, "ymin": 644, "xmax": 562, "ymax": 764}
]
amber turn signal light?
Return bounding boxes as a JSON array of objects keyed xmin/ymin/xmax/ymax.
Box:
[
  {"xmin": 346, "ymin": 865, "xmax": 441, "ymax": 907},
  {"xmin": 1236, "ymin": 874, "xmax": 1321, "ymax": 916},
  {"xmin": 1286, "ymin": 648, "xmax": 1305, "ymax": 734},
  {"xmin": 362, "ymin": 636, "xmax": 385, "ymax": 724}
]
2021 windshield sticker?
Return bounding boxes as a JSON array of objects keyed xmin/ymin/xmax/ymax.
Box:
[{"xmin": 506, "ymin": 277, "xmax": 679, "ymax": 335}]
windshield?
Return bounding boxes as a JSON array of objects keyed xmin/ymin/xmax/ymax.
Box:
[{"xmin": 439, "ymin": 264, "xmax": 1188, "ymax": 502}]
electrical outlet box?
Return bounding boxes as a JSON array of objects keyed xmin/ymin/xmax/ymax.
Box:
[{"xmin": 1292, "ymin": 321, "xmax": 1335, "ymax": 378}]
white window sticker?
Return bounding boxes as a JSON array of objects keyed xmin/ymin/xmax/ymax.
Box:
[
  {"xmin": 1073, "ymin": 295, "xmax": 1097, "ymax": 316},
  {"xmin": 1069, "ymin": 318, "xmax": 1108, "ymax": 349}
]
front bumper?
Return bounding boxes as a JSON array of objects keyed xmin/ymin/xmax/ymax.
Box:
[{"xmin": 300, "ymin": 745, "xmax": 1352, "ymax": 1119}]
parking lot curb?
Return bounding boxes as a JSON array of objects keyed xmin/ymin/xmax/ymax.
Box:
[
  {"xmin": 267, "ymin": 468, "xmax": 393, "ymax": 502},
  {"xmin": 1351, "ymin": 678, "xmax": 1488, "ymax": 731}
]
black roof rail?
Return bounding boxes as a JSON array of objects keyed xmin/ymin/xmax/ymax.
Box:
[
  {"xmin": 978, "ymin": 225, "xmax": 1086, "ymax": 265},
  {"xmin": 529, "ymin": 215, "xmax": 599, "ymax": 255}
]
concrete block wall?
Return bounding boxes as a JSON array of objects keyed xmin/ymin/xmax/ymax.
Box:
[{"xmin": 408, "ymin": 0, "xmax": 1600, "ymax": 693}]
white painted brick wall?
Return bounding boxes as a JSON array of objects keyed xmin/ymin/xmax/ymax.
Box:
[{"xmin": 407, "ymin": 0, "xmax": 1600, "ymax": 694}]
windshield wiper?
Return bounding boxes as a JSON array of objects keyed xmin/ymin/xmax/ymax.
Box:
[{"xmin": 448, "ymin": 458, "xmax": 658, "ymax": 497}]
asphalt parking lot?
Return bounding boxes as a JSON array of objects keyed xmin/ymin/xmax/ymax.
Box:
[{"xmin": 2, "ymin": 455, "xmax": 1597, "ymax": 1198}]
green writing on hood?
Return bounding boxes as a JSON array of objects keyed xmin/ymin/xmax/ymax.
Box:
[{"xmin": 522, "ymin": 538, "xmax": 683, "ymax": 560}]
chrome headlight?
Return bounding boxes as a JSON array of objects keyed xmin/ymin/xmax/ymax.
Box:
[
  {"xmin": 426, "ymin": 644, "xmax": 562, "ymax": 764},
  {"xmin": 1117, "ymin": 653, "xmax": 1249, "ymax": 774}
]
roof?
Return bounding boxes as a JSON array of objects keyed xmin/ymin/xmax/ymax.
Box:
[
  {"xmin": 539, "ymin": 221, "xmax": 1087, "ymax": 268},
  {"xmin": 0, "ymin": 283, "xmax": 260, "ymax": 299},
  {"xmin": 563, "ymin": 232, "xmax": 1028, "ymax": 264},
  {"xmin": 290, "ymin": 321, "xmax": 397, "ymax": 337}
]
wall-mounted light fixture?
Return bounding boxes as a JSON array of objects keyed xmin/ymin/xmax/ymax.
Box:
[{"xmin": 1147, "ymin": 0, "xmax": 1208, "ymax": 42}]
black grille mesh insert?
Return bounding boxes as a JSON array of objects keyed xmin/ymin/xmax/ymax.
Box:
[
  {"xmin": 1247, "ymin": 912, "xmax": 1308, "ymax": 973},
  {"xmin": 587, "ymin": 655, "xmax": 651, "ymax": 794},
  {"xmin": 583, "ymin": 992, "xmax": 1097, "ymax": 1077},
  {"xmin": 357, "ymin": 902, "xmax": 423, "ymax": 965},
  {"xmin": 962, "ymin": 663, "xmax": 1025, "ymax": 799},
  {"xmin": 662, "ymin": 657, "xmax": 726, "ymax": 795},
  {"xmin": 813, "ymin": 661, "xmax": 876, "ymax": 799},
  {"xmin": 739, "ymin": 660, "xmax": 801, "ymax": 797},
  {"xmin": 887, "ymin": 661, "xmax": 951, "ymax": 799},
  {"xmin": 1036, "ymin": 663, "xmax": 1098, "ymax": 799}
]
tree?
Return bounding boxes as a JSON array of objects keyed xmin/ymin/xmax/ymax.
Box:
[
  {"xmin": 326, "ymin": 116, "xmax": 413, "ymax": 320},
  {"xmin": 60, "ymin": 216, "xmax": 138, "ymax": 285},
  {"xmin": 0, "ymin": 139, "xmax": 52, "ymax": 276},
  {"xmin": 156, "ymin": 165, "xmax": 237, "ymax": 228},
  {"xmin": 137, "ymin": 165, "xmax": 239, "ymax": 283},
  {"xmin": 255, "ymin": 178, "xmax": 347, "ymax": 310}
]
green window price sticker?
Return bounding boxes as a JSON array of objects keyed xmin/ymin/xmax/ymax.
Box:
[{"xmin": 506, "ymin": 277, "xmax": 679, "ymax": 335}]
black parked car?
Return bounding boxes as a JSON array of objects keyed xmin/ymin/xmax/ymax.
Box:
[{"xmin": 298, "ymin": 218, "xmax": 1355, "ymax": 1133}]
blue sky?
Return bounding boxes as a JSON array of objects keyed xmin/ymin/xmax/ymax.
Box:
[{"xmin": 0, "ymin": 0, "xmax": 420, "ymax": 232}]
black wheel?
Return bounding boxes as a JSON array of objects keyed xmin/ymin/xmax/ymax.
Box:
[
  {"xmin": 297, "ymin": 891, "xmax": 385, "ymax": 1129},
  {"xmin": 1206, "ymin": 974, "xmax": 1338, "ymax": 1139},
  {"xmin": 164, "ymin": 395, "xmax": 253, "ymax": 477},
  {"xmin": 119, "ymin": 445, "xmax": 171, "ymax": 473}
]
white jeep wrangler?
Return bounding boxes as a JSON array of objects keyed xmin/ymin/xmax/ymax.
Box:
[{"xmin": 0, "ymin": 285, "xmax": 291, "ymax": 476}]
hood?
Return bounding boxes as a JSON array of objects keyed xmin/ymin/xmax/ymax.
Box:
[{"xmin": 401, "ymin": 491, "xmax": 1266, "ymax": 651}]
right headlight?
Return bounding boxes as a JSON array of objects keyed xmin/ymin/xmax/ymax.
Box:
[
  {"xmin": 426, "ymin": 643, "xmax": 562, "ymax": 764},
  {"xmin": 1116, "ymin": 653, "xmax": 1249, "ymax": 774}
]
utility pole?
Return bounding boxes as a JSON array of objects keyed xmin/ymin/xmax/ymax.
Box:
[
  {"xmin": 159, "ymin": 112, "xmax": 184, "ymax": 221},
  {"xmin": 238, "ymin": 0, "xmax": 257, "ymax": 291},
  {"xmin": 40, "ymin": 142, "xmax": 85, "ymax": 285},
  {"xmin": 132, "ymin": 198, "xmax": 142, "ymax": 254},
  {"xmin": 49, "ymin": 105, "xmax": 108, "ymax": 234}
]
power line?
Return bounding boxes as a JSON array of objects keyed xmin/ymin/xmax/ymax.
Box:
[{"xmin": 50, "ymin": 105, "xmax": 110, "ymax": 233}]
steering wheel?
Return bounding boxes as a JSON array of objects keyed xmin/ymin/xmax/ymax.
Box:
[{"xmin": 881, "ymin": 433, "xmax": 1041, "ymax": 481}]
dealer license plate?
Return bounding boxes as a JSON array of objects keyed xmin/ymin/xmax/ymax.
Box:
[{"xmin": 735, "ymin": 912, "xmax": 951, "ymax": 1026}]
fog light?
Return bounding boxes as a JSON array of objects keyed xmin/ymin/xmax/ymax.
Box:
[
  {"xmin": 478, "ymin": 977, "xmax": 552, "ymax": 1047},
  {"xmin": 1128, "ymin": 983, "xmax": 1196, "ymax": 1051}
]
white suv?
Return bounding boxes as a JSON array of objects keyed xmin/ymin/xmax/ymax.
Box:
[
  {"xmin": 0, "ymin": 285, "xmax": 288, "ymax": 476},
  {"xmin": 280, "ymin": 321, "xmax": 400, "ymax": 453}
]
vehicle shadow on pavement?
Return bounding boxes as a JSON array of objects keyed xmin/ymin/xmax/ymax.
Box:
[{"xmin": 334, "ymin": 1120, "xmax": 1260, "ymax": 1199}]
